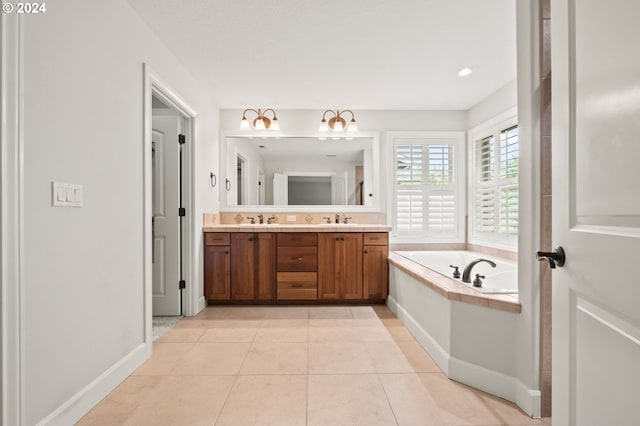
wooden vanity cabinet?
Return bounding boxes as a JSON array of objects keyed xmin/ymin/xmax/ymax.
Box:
[
  {"xmin": 204, "ymin": 233, "xmax": 231, "ymax": 300},
  {"xmin": 230, "ymin": 233, "xmax": 276, "ymax": 301},
  {"xmin": 318, "ymin": 233, "xmax": 363, "ymax": 300},
  {"xmin": 363, "ymin": 233, "xmax": 389, "ymax": 300}
]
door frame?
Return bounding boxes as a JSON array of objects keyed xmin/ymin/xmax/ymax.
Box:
[
  {"xmin": 143, "ymin": 64, "xmax": 197, "ymax": 356},
  {"xmin": 1, "ymin": 13, "xmax": 25, "ymax": 426}
]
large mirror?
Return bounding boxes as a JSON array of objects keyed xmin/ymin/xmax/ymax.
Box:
[{"xmin": 221, "ymin": 135, "xmax": 378, "ymax": 209}]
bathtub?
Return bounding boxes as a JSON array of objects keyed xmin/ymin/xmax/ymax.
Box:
[{"xmin": 395, "ymin": 250, "xmax": 518, "ymax": 294}]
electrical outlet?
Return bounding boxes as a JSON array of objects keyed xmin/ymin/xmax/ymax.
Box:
[{"xmin": 286, "ymin": 215, "xmax": 296, "ymax": 222}]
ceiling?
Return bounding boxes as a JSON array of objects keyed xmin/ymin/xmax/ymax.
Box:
[{"xmin": 128, "ymin": 0, "xmax": 516, "ymax": 110}]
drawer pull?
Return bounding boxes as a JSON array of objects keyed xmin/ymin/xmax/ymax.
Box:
[
  {"xmin": 291, "ymin": 284, "xmax": 303, "ymax": 288},
  {"xmin": 294, "ymin": 257, "xmax": 303, "ymax": 261}
]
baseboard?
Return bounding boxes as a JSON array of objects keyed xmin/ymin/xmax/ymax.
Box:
[
  {"xmin": 195, "ymin": 295, "xmax": 207, "ymax": 315},
  {"xmin": 386, "ymin": 295, "xmax": 449, "ymax": 375},
  {"xmin": 387, "ymin": 296, "xmax": 541, "ymax": 418},
  {"xmin": 36, "ymin": 343, "xmax": 147, "ymax": 426}
]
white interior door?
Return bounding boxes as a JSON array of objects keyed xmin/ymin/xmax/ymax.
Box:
[
  {"xmin": 273, "ymin": 172, "xmax": 288, "ymax": 205},
  {"xmin": 152, "ymin": 115, "xmax": 182, "ymax": 316},
  {"xmin": 331, "ymin": 172, "xmax": 347, "ymax": 205},
  {"xmin": 552, "ymin": 1, "xmax": 640, "ymax": 424}
]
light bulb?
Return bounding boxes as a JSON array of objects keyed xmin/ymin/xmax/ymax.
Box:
[
  {"xmin": 270, "ymin": 118, "xmax": 280, "ymax": 131},
  {"xmin": 254, "ymin": 118, "xmax": 266, "ymax": 130},
  {"xmin": 347, "ymin": 119, "xmax": 358, "ymax": 132},
  {"xmin": 333, "ymin": 119, "xmax": 344, "ymax": 132},
  {"xmin": 319, "ymin": 119, "xmax": 329, "ymax": 132},
  {"xmin": 240, "ymin": 117, "xmax": 250, "ymax": 130}
]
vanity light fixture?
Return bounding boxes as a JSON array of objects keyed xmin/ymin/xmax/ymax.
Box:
[
  {"xmin": 240, "ymin": 108, "xmax": 280, "ymax": 131},
  {"xmin": 318, "ymin": 109, "xmax": 358, "ymax": 133}
]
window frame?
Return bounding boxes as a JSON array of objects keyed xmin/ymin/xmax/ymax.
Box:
[
  {"xmin": 388, "ymin": 131, "xmax": 466, "ymax": 244},
  {"xmin": 467, "ymin": 109, "xmax": 519, "ymax": 251}
]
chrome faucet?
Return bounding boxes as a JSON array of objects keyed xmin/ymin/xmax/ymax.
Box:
[
  {"xmin": 461, "ymin": 258, "xmax": 496, "ymax": 283},
  {"xmin": 257, "ymin": 214, "xmax": 264, "ymax": 224},
  {"xmin": 335, "ymin": 214, "xmax": 341, "ymax": 224}
]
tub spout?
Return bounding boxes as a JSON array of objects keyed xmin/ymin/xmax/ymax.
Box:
[{"xmin": 461, "ymin": 258, "xmax": 497, "ymax": 283}]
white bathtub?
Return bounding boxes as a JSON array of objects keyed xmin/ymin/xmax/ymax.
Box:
[{"xmin": 395, "ymin": 250, "xmax": 518, "ymax": 294}]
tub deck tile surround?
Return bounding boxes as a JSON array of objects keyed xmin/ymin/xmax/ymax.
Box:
[{"xmin": 388, "ymin": 252, "xmax": 521, "ymax": 314}]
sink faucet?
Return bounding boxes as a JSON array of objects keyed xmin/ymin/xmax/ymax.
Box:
[
  {"xmin": 335, "ymin": 214, "xmax": 341, "ymax": 224},
  {"xmin": 461, "ymin": 258, "xmax": 497, "ymax": 283},
  {"xmin": 267, "ymin": 216, "xmax": 277, "ymax": 224},
  {"xmin": 257, "ymin": 214, "xmax": 264, "ymax": 224}
]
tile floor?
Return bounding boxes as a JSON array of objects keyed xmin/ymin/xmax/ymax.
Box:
[{"xmin": 78, "ymin": 305, "xmax": 551, "ymax": 426}]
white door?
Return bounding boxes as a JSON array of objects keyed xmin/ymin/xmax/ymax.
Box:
[
  {"xmin": 331, "ymin": 172, "xmax": 347, "ymax": 205},
  {"xmin": 552, "ymin": 1, "xmax": 640, "ymax": 424},
  {"xmin": 273, "ymin": 172, "xmax": 288, "ymax": 205},
  {"xmin": 152, "ymin": 115, "xmax": 182, "ymax": 316}
]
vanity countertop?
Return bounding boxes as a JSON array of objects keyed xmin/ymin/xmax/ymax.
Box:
[{"xmin": 203, "ymin": 224, "xmax": 392, "ymax": 232}]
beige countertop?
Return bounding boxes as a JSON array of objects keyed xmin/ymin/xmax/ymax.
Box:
[{"xmin": 203, "ymin": 224, "xmax": 392, "ymax": 232}]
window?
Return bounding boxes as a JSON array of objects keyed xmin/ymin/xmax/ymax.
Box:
[
  {"xmin": 469, "ymin": 115, "xmax": 519, "ymax": 249},
  {"xmin": 391, "ymin": 132, "xmax": 465, "ymax": 242}
]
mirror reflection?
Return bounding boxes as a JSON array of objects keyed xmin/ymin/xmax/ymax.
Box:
[{"xmin": 225, "ymin": 137, "xmax": 374, "ymax": 207}]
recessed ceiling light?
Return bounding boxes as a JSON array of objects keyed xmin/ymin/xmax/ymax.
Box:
[{"xmin": 458, "ymin": 67, "xmax": 473, "ymax": 77}]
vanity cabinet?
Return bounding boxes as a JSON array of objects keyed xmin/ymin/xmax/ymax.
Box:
[
  {"xmin": 363, "ymin": 233, "xmax": 389, "ymax": 300},
  {"xmin": 318, "ymin": 233, "xmax": 363, "ymax": 300},
  {"xmin": 230, "ymin": 233, "xmax": 276, "ymax": 301},
  {"xmin": 204, "ymin": 230, "xmax": 388, "ymax": 304},
  {"xmin": 204, "ymin": 233, "xmax": 231, "ymax": 300}
]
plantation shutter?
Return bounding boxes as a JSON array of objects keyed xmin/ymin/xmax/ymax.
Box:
[{"xmin": 395, "ymin": 141, "xmax": 456, "ymax": 237}]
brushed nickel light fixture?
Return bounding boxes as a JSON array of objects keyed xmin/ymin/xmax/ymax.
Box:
[
  {"xmin": 318, "ymin": 109, "xmax": 358, "ymax": 133},
  {"xmin": 240, "ymin": 108, "xmax": 280, "ymax": 130}
]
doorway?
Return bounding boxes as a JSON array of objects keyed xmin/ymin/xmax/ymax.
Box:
[{"xmin": 151, "ymin": 95, "xmax": 184, "ymax": 317}]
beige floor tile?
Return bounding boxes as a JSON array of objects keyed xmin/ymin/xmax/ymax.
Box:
[
  {"xmin": 260, "ymin": 318, "xmax": 309, "ymax": 328},
  {"xmin": 350, "ymin": 305, "xmax": 379, "ymax": 318},
  {"xmin": 379, "ymin": 373, "xmax": 449, "ymax": 425},
  {"xmin": 396, "ymin": 340, "xmax": 442, "ymax": 373},
  {"xmin": 383, "ymin": 321, "xmax": 417, "ymax": 341},
  {"xmin": 355, "ymin": 325, "xmax": 394, "ymax": 342},
  {"xmin": 198, "ymin": 327, "xmax": 257, "ymax": 342},
  {"xmin": 254, "ymin": 326, "xmax": 308, "ymax": 342},
  {"xmin": 125, "ymin": 375, "xmax": 235, "ymax": 426},
  {"xmin": 77, "ymin": 376, "xmax": 161, "ymax": 425},
  {"xmin": 216, "ymin": 375, "xmax": 307, "ymax": 426},
  {"xmin": 309, "ymin": 326, "xmax": 358, "ymax": 342},
  {"xmin": 171, "ymin": 342, "xmax": 250, "ymax": 375},
  {"xmin": 132, "ymin": 343, "xmax": 194, "ymax": 376},
  {"xmin": 372, "ymin": 304, "xmax": 397, "ymax": 319},
  {"xmin": 366, "ymin": 341, "xmax": 415, "ymax": 373},
  {"xmin": 308, "ymin": 341, "xmax": 375, "ymax": 374},
  {"xmin": 261, "ymin": 306, "xmax": 309, "ymax": 320},
  {"xmin": 155, "ymin": 327, "xmax": 205, "ymax": 343},
  {"xmin": 307, "ymin": 374, "xmax": 397, "ymax": 426},
  {"xmin": 308, "ymin": 306, "xmax": 353, "ymax": 319},
  {"xmin": 416, "ymin": 373, "xmax": 541, "ymax": 425},
  {"xmin": 240, "ymin": 341, "xmax": 308, "ymax": 374}
]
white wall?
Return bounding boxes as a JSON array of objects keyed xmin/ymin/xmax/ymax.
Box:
[
  {"xmin": 466, "ymin": 79, "xmax": 518, "ymax": 129},
  {"xmin": 19, "ymin": 0, "xmax": 218, "ymax": 423}
]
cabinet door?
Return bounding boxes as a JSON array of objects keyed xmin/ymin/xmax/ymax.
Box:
[
  {"xmin": 204, "ymin": 245, "xmax": 230, "ymax": 300},
  {"xmin": 318, "ymin": 233, "xmax": 340, "ymax": 300},
  {"xmin": 340, "ymin": 233, "xmax": 363, "ymax": 299},
  {"xmin": 256, "ymin": 233, "xmax": 276, "ymax": 301},
  {"xmin": 230, "ymin": 233, "xmax": 256, "ymax": 300},
  {"xmin": 363, "ymin": 245, "xmax": 388, "ymax": 300}
]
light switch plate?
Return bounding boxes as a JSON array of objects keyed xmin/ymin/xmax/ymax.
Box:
[{"xmin": 52, "ymin": 181, "xmax": 83, "ymax": 207}]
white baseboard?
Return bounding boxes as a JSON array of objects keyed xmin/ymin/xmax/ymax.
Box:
[
  {"xmin": 386, "ymin": 296, "xmax": 541, "ymax": 418},
  {"xmin": 387, "ymin": 295, "xmax": 449, "ymax": 374},
  {"xmin": 195, "ymin": 295, "xmax": 207, "ymax": 316},
  {"xmin": 36, "ymin": 343, "xmax": 147, "ymax": 426}
]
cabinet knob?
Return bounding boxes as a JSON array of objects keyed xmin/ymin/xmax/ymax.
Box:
[
  {"xmin": 292, "ymin": 284, "xmax": 303, "ymax": 288},
  {"xmin": 225, "ymin": 250, "xmax": 229, "ymax": 254},
  {"xmin": 364, "ymin": 250, "xmax": 369, "ymax": 254}
]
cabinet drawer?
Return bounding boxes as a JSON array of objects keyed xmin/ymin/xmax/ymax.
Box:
[
  {"xmin": 205, "ymin": 233, "xmax": 230, "ymax": 246},
  {"xmin": 277, "ymin": 233, "xmax": 317, "ymax": 246},
  {"xmin": 363, "ymin": 233, "xmax": 388, "ymax": 246},
  {"xmin": 277, "ymin": 272, "xmax": 318, "ymax": 300},
  {"xmin": 277, "ymin": 246, "xmax": 318, "ymax": 271}
]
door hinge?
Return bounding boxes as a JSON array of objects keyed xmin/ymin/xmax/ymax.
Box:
[
  {"xmin": 178, "ymin": 134, "xmax": 186, "ymax": 145},
  {"xmin": 178, "ymin": 207, "xmax": 186, "ymax": 217},
  {"xmin": 179, "ymin": 280, "xmax": 186, "ymax": 289}
]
